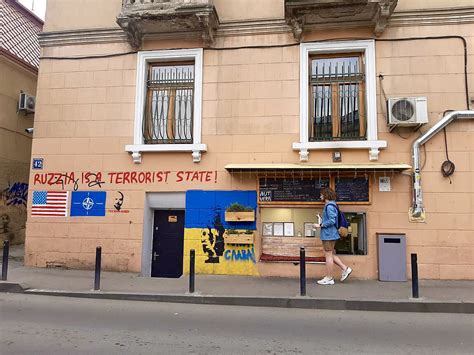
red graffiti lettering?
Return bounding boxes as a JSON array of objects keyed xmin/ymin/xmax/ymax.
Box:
[
  {"xmin": 108, "ymin": 172, "xmax": 117, "ymax": 184},
  {"xmin": 131, "ymin": 172, "xmax": 138, "ymax": 184},
  {"xmin": 156, "ymin": 172, "xmax": 164, "ymax": 182},
  {"xmin": 123, "ymin": 172, "xmax": 130, "ymax": 184},
  {"xmin": 33, "ymin": 174, "xmax": 44, "ymax": 185},
  {"xmin": 116, "ymin": 172, "xmax": 123, "ymax": 184},
  {"xmin": 145, "ymin": 172, "xmax": 151, "ymax": 183}
]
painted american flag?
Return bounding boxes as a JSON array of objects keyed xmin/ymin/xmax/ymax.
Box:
[{"xmin": 31, "ymin": 191, "xmax": 69, "ymax": 217}]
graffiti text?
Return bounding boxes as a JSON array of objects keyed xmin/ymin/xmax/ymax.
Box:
[{"xmin": 224, "ymin": 248, "xmax": 256, "ymax": 264}]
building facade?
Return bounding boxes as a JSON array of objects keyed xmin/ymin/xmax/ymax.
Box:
[
  {"xmin": 1, "ymin": 0, "xmax": 43, "ymax": 245},
  {"xmin": 26, "ymin": 0, "xmax": 473, "ymax": 280}
]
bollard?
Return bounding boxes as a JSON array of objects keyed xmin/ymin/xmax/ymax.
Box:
[
  {"xmin": 300, "ymin": 247, "xmax": 306, "ymax": 296},
  {"xmin": 2, "ymin": 240, "xmax": 9, "ymax": 281},
  {"xmin": 189, "ymin": 249, "xmax": 195, "ymax": 293},
  {"xmin": 94, "ymin": 246, "xmax": 102, "ymax": 291},
  {"xmin": 411, "ymin": 253, "xmax": 419, "ymax": 298}
]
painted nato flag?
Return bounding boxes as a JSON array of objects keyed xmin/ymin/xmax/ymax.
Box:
[{"xmin": 70, "ymin": 191, "xmax": 107, "ymax": 217}]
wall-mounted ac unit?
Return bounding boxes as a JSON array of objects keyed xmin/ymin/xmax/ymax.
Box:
[
  {"xmin": 18, "ymin": 92, "xmax": 36, "ymax": 114},
  {"xmin": 387, "ymin": 97, "xmax": 428, "ymax": 129}
]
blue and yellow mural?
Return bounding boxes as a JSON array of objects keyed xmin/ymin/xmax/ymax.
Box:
[{"xmin": 183, "ymin": 190, "xmax": 258, "ymax": 276}]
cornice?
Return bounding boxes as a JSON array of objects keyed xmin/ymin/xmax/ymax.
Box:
[
  {"xmin": 216, "ymin": 19, "xmax": 292, "ymax": 37},
  {"xmin": 39, "ymin": 28, "xmax": 128, "ymax": 47},
  {"xmin": 389, "ymin": 6, "xmax": 474, "ymax": 27},
  {"xmin": 38, "ymin": 7, "xmax": 474, "ymax": 48}
]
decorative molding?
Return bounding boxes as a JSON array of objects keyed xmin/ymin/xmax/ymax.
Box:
[
  {"xmin": 295, "ymin": 40, "xmax": 386, "ymax": 162},
  {"xmin": 192, "ymin": 150, "xmax": 202, "ymax": 163},
  {"xmin": 117, "ymin": 0, "xmax": 219, "ymax": 49},
  {"xmin": 389, "ymin": 6, "xmax": 474, "ymax": 27},
  {"xmin": 126, "ymin": 144, "xmax": 208, "ymax": 164},
  {"xmin": 285, "ymin": 0, "xmax": 397, "ymax": 40},
  {"xmin": 374, "ymin": 0, "xmax": 394, "ymax": 35},
  {"xmin": 127, "ymin": 48, "xmax": 206, "ymax": 164},
  {"xmin": 216, "ymin": 19, "xmax": 292, "ymax": 37},
  {"xmin": 39, "ymin": 28, "xmax": 128, "ymax": 47},
  {"xmin": 293, "ymin": 141, "xmax": 387, "ymax": 162},
  {"xmin": 37, "ymin": 6, "xmax": 474, "ymax": 48},
  {"xmin": 299, "ymin": 149, "xmax": 309, "ymax": 162},
  {"xmin": 131, "ymin": 151, "xmax": 142, "ymax": 164},
  {"xmin": 369, "ymin": 148, "xmax": 381, "ymax": 161}
]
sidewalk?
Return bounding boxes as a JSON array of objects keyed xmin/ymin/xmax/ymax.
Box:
[{"xmin": 1, "ymin": 245, "xmax": 473, "ymax": 313}]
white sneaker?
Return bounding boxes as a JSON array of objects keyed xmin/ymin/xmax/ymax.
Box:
[
  {"xmin": 317, "ymin": 276, "xmax": 335, "ymax": 285},
  {"xmin": 341, "ymin": 267, "xmax": 353, "ymax": 282}
]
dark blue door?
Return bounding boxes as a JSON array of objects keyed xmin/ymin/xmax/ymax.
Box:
[{"xmin": 151, "ymin": 210, "xmax": 184, "ymax": 278}]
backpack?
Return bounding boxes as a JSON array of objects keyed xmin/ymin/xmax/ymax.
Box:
[{"xmin": 325, "ymin": 203, "xmax": 349, "ymax": 238}]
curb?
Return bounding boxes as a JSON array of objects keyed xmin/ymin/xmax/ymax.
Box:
[
  {"xmin": 20, "ymin": 289, "xmax": 474, "ymax": 314},
  {"xmin": 0, "ymin": 281, "xmax": 27, "ymax": 293}
]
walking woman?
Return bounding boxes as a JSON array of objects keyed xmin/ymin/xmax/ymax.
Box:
[{"xmin": 314, "ymin": 187, "xmax": 352, "ymax": 285}]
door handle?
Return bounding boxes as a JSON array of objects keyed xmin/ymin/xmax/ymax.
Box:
[{"xmin": 153, "ymin": 252, "xmax": 159, "ymax": 261}]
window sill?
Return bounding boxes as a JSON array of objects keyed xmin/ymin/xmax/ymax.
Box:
[
  {"xmin": 125, "ymin": 143, "xmax": 207, "ymax": 164},
  {"xmin": 292, "ymin": 140, "xmax": 387, "ymax": 161}
]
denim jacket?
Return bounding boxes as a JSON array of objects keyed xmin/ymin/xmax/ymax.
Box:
[{"xmin": 320, "ymin": 201, "xmax": 340, "ymax": 241}]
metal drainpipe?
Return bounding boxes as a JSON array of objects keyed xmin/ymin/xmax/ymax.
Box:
[{"xmin": 411, "ymin": 110, "xmax": 474, "ymax": 218}]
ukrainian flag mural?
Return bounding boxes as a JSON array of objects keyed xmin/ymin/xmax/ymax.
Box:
[{"xmin": 183, "ymin": 190, "xmax": 259, "ymax": 276}]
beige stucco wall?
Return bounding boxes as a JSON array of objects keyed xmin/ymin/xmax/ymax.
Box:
[
  {"xmin": 214, "ymin": 0, "xmax": 284, "ymax": 21},
  {"xmin": 28, "ymin": 1, "xmax": 474, "ymax": 279},
  {"xmin": 43, "ymin": 0, "xmax": 122, "ymax": 32},
  {"xmin": 43, "ymin": 0, "xmax": 285, "ymax": 32},
  {"xmin": 42, "ymin": 0, "xmax": 471, "ymax": 32},
  {"xmin": 0, "ymin": 57, "xmax": 36, "ymax": 245}
]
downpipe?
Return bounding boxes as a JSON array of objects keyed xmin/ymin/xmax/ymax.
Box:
[{"xmin": 411, "ymin": 110, "xmax": 474, "ymax": 218}]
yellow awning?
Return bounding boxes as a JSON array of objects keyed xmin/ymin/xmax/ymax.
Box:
[{"xmin": 225, "ymin": 163, "xmax": 412, "ymax": 172}]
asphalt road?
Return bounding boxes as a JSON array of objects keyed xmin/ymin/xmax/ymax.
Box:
[{"xmin": 0, "ymin": 294, "xmax": 472, "ymax": 354}]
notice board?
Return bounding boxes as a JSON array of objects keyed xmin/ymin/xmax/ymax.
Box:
[
  {"xmin": 258, "ymin": 178, "xmax": 329, "ymax": 204},
  {"xmin": 335, "ymin": 177, "xmax": 370, "ymax": 203}
]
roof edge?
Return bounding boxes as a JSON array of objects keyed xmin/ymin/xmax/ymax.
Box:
[{"xmin": 0, "ymin": 48, "xmax": 39, "ymax": 75}]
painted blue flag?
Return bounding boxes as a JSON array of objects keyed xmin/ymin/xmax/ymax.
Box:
[{"xmin": 70, "ymin": 191, "xmax": 107, "ymax": 217}]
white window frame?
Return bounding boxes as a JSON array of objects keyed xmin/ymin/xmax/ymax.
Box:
[
  {"xmin": 125, "ymin": 48, "xmax": 207, "ymax": 163},
  {"xmin": 293, "ymin": 40, "xmax": 386, "ymax": 161}
]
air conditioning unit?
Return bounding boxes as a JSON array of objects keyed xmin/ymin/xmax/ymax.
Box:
[
  {"xmin": 387, "ymin": 97, "xmax": 428, "ymax": 129},
  {"xmin": 18, "ymin": 92, "xmax": 36, "ymax": 114}
]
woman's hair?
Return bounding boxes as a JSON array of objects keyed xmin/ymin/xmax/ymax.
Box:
[{"xmin": 320, "ymin": 187, "xmax": 337, "ymax": 201}]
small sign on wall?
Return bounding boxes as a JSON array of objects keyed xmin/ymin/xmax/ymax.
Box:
[
  {"xmin": 32, "ymin": 158, "xmax": 43, "ymax": 170},
  {"xmin": 379, "ymin": 177, "xmax": 391, "ymax": 192}
]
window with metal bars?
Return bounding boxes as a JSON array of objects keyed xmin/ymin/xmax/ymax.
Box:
[
  {"xmin": 309, "ymin": 55, "xmax": 366, "ymax": 141},
  {"xmin": 144, "ymin": 63, "xmax": 195, "ymax": 144}
]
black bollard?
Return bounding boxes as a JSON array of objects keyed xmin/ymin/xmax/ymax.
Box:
[
  {"xmin": 94, "ymin": 246, "xmax": 102, "ymax": 291},
  {"xmin": 411, "ymin": 253, "xmax": 419, "ymax": 298},
  {"xmin": 2, "ymin": 240, "xmax": 9, "ymax": 281},
  {"xmin": 189, "ymin": 249, "xmax": 195, "ymax": 293},
  {"xmin": 300, "ymin": 247, "xmax": 306, "ymax": 296}
]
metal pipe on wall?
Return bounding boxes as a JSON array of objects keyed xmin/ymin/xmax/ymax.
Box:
[{"xmin": 411, "ymin": 110, "xmax": 474, "ymax": 218}]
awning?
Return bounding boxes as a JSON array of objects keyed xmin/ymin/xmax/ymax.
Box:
[{"xmin": 225, "ymin": 163, "xmax": 412, "ymax": 172}]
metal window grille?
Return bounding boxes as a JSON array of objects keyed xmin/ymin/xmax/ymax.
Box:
[
  {"xmin": 310, "ymin": 56, "xmax": 366, "ymax": 141},
  {"xmin": 143, "ymin": 64, "xmax": 194, "ymax": 144}
]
